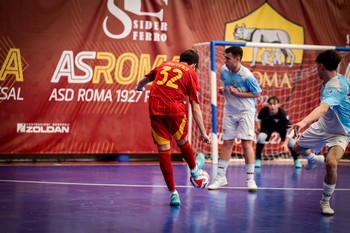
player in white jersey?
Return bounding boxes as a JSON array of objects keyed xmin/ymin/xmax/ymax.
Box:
[
  {"xmin": 208, "ymin": 46, "xmax": 262, "ymax": 191},
  {"xmin": 291, "ymin": 50, "xmax": 350, "ymax": 215}
]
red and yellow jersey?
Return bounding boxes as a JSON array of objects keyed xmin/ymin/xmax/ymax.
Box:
[{"xmin": 146, "ymin": 61, "xmax": 199, "ymax": 116}]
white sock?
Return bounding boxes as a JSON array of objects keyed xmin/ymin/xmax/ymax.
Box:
[
  {"xmin": 171, "ymin": 190, "xmax": 178, "ymax": 195},
  {"xmin": 217, "ymin": 160, "xmax": 229, "ymax": 177},
  {"xmin": 245, "ymin": 164, "xmax": 255, "ymax": 180},
  {"xmin": 322, "ymin": 181, "xmax": 335, "ymax": 202}
]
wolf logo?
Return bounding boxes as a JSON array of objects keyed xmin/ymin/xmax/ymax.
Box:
[{"xmin": 234, "ymin": 23, "xmax": 295, "ymax": 67}]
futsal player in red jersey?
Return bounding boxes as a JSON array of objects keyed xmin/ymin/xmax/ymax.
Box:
[{"xmin": 136, "ymin": 49, "xmax": 210, "ymax": 206}]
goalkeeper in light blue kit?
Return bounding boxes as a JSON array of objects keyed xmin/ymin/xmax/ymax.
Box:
[
  {"xmin": 208, "ymin": 45, "xmax": 262, "ymax": 191},
  {"xmin": 291, "ymin": 50, "xmax": 350, "ymax": 215}
]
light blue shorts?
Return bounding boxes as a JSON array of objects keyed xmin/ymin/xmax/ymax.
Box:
[
  {"xmin": 222, "ymin": 112, "xmax": 255, "ymax": 141},
  {"xmin": 297, "ymin": 121, "xmax": 350, "ymax": 153}
]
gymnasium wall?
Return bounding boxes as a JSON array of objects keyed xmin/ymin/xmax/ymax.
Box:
[{"xmin": 0, "ymin": 0, "xmax": 349, "ymax": 156}]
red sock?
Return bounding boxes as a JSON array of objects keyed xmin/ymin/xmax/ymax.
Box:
[
  {"xmin": 178, "ymin": 141, "xmax": 196, "ymax": 170},
  {"xmin": 158, "ymin": 149, "xmax": 175, "ymax": 191}
]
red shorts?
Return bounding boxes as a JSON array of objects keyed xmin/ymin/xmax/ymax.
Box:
[{"xmin": 150, "ymin": 115, "xmax": 188, "ymax": 145}]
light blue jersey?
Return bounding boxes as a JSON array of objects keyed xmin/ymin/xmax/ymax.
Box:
[
  {"xmin": 319, "ymin": 74, "xmax": 350, "ymax": 136},
  {"xmin": 220, "ymin": 64, "xmax": 262, "ymax": 114}
]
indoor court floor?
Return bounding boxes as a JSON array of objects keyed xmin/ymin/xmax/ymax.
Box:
[{"xmin": 0, "ymin": 160, "xmax": 349, "ymax": 233}]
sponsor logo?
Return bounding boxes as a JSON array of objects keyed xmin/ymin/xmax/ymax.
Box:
[
  {"xmin": 0, "ymin": 46, "xmax": 28, "ymax": 101},
  {"xmin": 17, "ymin": 123, "xmax": 70, "ymax": 134},
  {"xmin": 326, "ymin": 89, "xmax": 333, "ymax": 94},
  {"xmin": 224, "ymin": 2, "xmax": 304, "ymax": 68},
  {"xmin": 103, "ymin": 0, "xmax": 169, "ymax": 41}
]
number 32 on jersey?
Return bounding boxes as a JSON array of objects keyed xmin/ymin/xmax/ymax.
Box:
[{"xmin": 156, "ymin": 66, "xmax": 182, "ymax": 89}]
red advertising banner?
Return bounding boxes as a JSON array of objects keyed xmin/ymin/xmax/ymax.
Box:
[{"xmin": 0, "ymin": 0, "xmax": 349, "ymax": 155}]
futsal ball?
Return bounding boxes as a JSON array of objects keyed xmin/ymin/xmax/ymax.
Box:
[{"xmin": 190, "ymin": 170, "xmax": 210, "ymax": 189}]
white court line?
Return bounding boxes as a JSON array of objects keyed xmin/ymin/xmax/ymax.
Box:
[{"xmin": 1, "ymin": 179, "xmax": 350, "ymax": 191}]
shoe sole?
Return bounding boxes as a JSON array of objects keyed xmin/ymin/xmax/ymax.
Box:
[
  {"xmin": 255, "ymin": 160, "xmax": 261, "ymax": 168},
  {"xmin": 170, "ymin": 198, "xmax": 180, "ymax": 206},
  {"xmin": 208, "ymin": 183, "xmax": 228, "ymax": 190},
  {"xmin": 321, "ymin": 211, "xmax": 334, "ymax": 215},
  {"xmin": 170, "ymin": 195, "xmax": 181, "ymax": 206},
  {"xmin": 320, "ymin": 202, "xmax": 334, "ymax": 215},
  {"xmin": 247, "ymin": 181, "xmax": 258, "ymax": 192}
]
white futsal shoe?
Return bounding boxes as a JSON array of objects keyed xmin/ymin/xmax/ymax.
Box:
[
  {"xmin": 208, "ymin": 176, "xmax": 227, "ymax": 190},
  {"xmin": 247, "ymin": 179, "xmax": 258, "ymax": 192},
  {"xmin": 320, "ymin": 200, "xmax": 334, "ymax": 215},
  {"xmin": 305, "ymin": 155, "xmax": 324, "ymax": 170}
]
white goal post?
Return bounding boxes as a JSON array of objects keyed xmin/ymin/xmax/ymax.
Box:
[{"xmin": 189, "ymin": 40, "xmax": 350, "ymax": 164}]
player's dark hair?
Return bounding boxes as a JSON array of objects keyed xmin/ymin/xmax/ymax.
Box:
[
  {"xmin": 225, "ymin": 46, "xmax": 243, "ymax": 59},
  {"xmin": 267, "ymin": 96, "xmax": 280, "ymax": 104},
  {"xmin": 180, "ymin": 49, "xmax": 199, "ymax": 68},
  {"xmin": 315, "ymin": 50, "xmax": 341, "ymax": 71}
]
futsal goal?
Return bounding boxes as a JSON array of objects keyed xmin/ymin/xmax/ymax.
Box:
[{"xmin": 189, "ymin": 41, "xmax": 350, "ymax": 164}]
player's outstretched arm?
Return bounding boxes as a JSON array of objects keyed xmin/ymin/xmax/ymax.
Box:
[
  {"xmin": 281, "ymin": 132, "xmax": 292, "ymax": 152},
  {"xmin": 136, "ymin": 76, "xmax": 150, "ymax": 91},
  {"xmin": 190, "ymin": 100, "xmax": 210, "ymax": 143},
  {"xmin": 291, "ymin": 103, "xmax": 329, "ymax": 137}
]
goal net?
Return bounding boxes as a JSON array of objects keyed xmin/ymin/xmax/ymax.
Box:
[{"xmin": 190, "ymin": 41, "xmax": 350, "ymax": 164}]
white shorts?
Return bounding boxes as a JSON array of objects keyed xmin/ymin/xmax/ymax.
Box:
[
  {"xmin": 297, "ymin": 121, "xmax": 350, "ymax": 153},
  {"xmin": 222, "ymin": 112, "xmax": 255, "ymax": 140}
]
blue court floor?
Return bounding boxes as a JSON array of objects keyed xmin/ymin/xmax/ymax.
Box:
[{"xmin": 0, "ymin": 161, "xmax": 349, "ymax": 233}]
